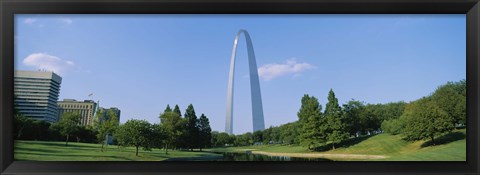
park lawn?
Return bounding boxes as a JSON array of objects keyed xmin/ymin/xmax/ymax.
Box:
[
  {"xmin": 380, "ymin": 139, "xmax": 466, "ymax": 161},
  {"xmin": 208, "ymin": 129, "xmax": 466, "ymax": 161},
  {"xmin": 324, "ymin": 133, "xmax": 410, "ymax": 155},
  {"xmin": 15, "ymin": 140, "xmax": 222, "ymax": 161}
]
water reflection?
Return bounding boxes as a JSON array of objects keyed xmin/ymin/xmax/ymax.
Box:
[
  {"xmin": 212, "ymin": 152, "xmax": 331, "ymax": 161},
  {"xmin": 165, "ymin": 152, "xmax": 332, "ymax": 161}
]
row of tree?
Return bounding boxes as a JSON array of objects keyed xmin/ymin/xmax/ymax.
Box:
[
  {"xmin": 113, "ymin": 104, "xmax": 212, "ymax": 156},
  {"xmin": 212, "ymin": 79, "xmax": 465, "ymax": 151},
  {"xmin": 15, "ymin": 103, "xmax": 212, "ymax": 156},
  {"xmin": 381, "ymin": 80, "xmax": 466, "ymax": 145},
  {"xmin": 14, "ymin": 111, "xmax": 99, "ymax": 145}
]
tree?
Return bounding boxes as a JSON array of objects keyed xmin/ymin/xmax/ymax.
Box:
[
  {"xmin": 253, "ymin": 130, "xmax": 264, "ymax": 143},
  {"xmin": 211, "ymin": 131, "xmax": 234, "ymax": 147},
  {"xmin": 150, "ymin": 124, "xmax": 167, "ymax": 150},
  {"xmin": 359, "ymin": 104, "xmax": 381, "ymax": 135},
  {"xmin": 280, "ymin": 122, "xmax": 299, "ymax": 145},
  {"xmin": 324, "ymin": 89, "xmax": 349, "ymax": 150},
  {"xmin": 403, "ymin": 97, "xmax": 455, "ymax": 145},
  {"xmin": 184, "ymin": 104, "xmax": 200, "ymax": 151},
  {"xmin": 160, "ymin": 111, "xmax": 184, "ymax": 154},
  {"xmin": 234, "ymin": 132, "xmax": 253, "ymax": 146},
  {"xmin": 73, "ymin": 126, "xmax": 98, "ymax": 143},
  {"xmin": 14, "ymin": 111, "xmax": 33, "ymax": 139},
  {"xmin": 92, "ymin": 109, "xmax": 104, "ymax": 131},
  {"xmin": 173, "ymin": 104, "xmax": 182, "ymax": 117},
  {"xmin": 381, "ymin": 118, "xmax": 406, "ymax": 135},
  {"xmin": 97, "ymin": 110, "xmax": 119, "ymax": 151},
  {"xmin": 342, "ymin": 99, "xmax": 365, "ymax": 137},
  {"xmin": 116, "ymin": 119, "xmax": 152, "ymax": 156},
  {"xmin": 432, "ymin": 80, "xmax": 466, "ymax": 126},
  {"xmin": 164, "ymin": 105, "xmax": 172, "ymax": 113},
  {"xmin": 297, "ymin": 94, "xmax": 324, "ymax": 150},
  {"xmin": 381, "ymin": 101, "xmax": 407, "ymax": 121},
  {"xmin": 198, "ymin": 114, "xmax": 212, "ymax": 151},
  {"xmin": 58, "ymin": 112, "xmax": 82, "ymax": 146}
]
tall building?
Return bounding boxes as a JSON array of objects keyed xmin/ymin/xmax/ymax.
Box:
[
  {"xmin": 14, "ymin": 70, "xmax": 62, "ymax": 123},
  {"xmin": 98, "ymin": 107, "xmax": 121, "ymax": 123},
  {"xmin": 57, "ymin": 99, "xmax": 97, "ymax": 126}
]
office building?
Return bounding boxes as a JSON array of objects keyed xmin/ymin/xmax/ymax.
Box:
[
  {"xmin": 14, "ymin": 70, "xmax": 62, "ymax": 123},
  {"xmin": 98, "ymin": 107, "xmax": 121, "ymax": 124},
  {"xmin": 57, "ymin": 99, "xmax": 97, "ymax": 126}
]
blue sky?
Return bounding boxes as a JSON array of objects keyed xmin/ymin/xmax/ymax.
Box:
[{"xmin": 14, "ymin": 14, "xmax": 466, "ymax": 134}]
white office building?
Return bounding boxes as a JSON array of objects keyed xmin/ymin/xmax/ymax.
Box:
[{"xmin": 14, "ymin": 70, "xmax": 62, "ymax": 123}]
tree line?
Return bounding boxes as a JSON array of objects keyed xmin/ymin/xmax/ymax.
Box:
[
  {"xmin": 14, "ymin": 103, "xmax": 212, "ymax": 156},
  {"xmin": 381, "ymin": 80, "xmax": 465, "ymax": 145},
  {"xmin": 114, "ymin": 104, "xmax": 212, "ymax": 155},
  {"xmin": 14, "ymin": 107, "xmax": 122, "ymax": 147},
  {"xmin": 210, "ymin": 79, "xmax": 465, "ymax": 151}
]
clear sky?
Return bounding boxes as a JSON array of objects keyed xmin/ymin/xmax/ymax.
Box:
[{"xmin": 14, "ymin": 14, "xmax": 466, "ymax": 134}]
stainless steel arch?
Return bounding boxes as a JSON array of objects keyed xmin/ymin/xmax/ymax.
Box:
[{"xmin": 225, "ymin": 29, "xmax": 265, "ymax": 134}]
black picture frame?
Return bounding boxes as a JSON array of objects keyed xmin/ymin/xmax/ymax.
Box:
[{"xmin": 1, "ymin": 0, "xmax": 479, "ymax": 174}]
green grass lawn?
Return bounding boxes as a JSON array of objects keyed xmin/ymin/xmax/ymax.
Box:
[
  {"xmin": 207, "ymin": 129, "xmax": 466, "ymax": 161},
  {"xmin": 15, "ymin": 129, "xmax": 466, "ymax": 161},
  {"xmin": 15, "ymin": 140, "xmax": 222, "ymax": 161}
]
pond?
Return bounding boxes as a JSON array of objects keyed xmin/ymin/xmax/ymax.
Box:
[
  {"xmin": 214, "ymin": 152, "xmax": 332, "ymax": 161},
  {"xmin": 166, "ymin": 152, "xmax": 332, "ymax": 161}
]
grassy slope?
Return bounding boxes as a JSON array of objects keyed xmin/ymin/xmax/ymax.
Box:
[
  {"xmin": 15, "ymin": 129, "xmax": 466, "ymax": 161},
  {"xmin": 15, "ymin": 141, "xmax": 221, "ymax": 161},
  {"xmin": 208, "ymin": 129, "xmax": 466, "ymax": 161}
]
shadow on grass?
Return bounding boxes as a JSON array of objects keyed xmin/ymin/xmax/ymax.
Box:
[
  {"xmin": 15, "ymin": 151, "xmax": 136, "ymax": 161},
  {"xmin": 421, "ymin": 131, "xmax": 466, "ymax": 148},
  {"xmin": 14, "ymin": 147, "xmax": 63, "ymax": 154},
  {"xmin": 16, "ymin": 140, "xmax": 100, "ymax": 149},
  {"xmin": 314, "ymin": 135, "xmax": 374, "ymax": 152}
]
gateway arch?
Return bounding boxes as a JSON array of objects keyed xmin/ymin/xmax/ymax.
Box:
[{"xmin": 225, "ymin": 29, "xmax": 265, "ymax": 134}]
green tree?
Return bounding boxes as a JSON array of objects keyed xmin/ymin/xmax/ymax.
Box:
[
  {"xmin": 160, "ymin": 111, "xmax": 184, "ymax": 154},
  {"xmin": 253, "ymin": 130, "xmax": 264, "ymax": 143},
  {"xmin": 234, "ymin": 132, "xmax": 253, "ymax": 146},
  {"xmin": 381, "ymin": 117, "xmax": 406, "ymax": 135},
  {"xmin": 359, "ymin": 104, "xmax": 381, "ymax": 135},
  {"xmin": 297, "ymin": 94, "xmax": 324, "ymax": 150},
  {"xmin": 164, "ymin": 105, "xmax": 172, "ymax": 113},
  {"xmin": 432, "ymin": 80, "xmax": 466, "ymax": 126},
  {"xmin": 13, "ymin": 110, "xmax": 33, "ymax": 139},
  {"xmin": 184, "ymin": 104, "xmax": 200, "ymax": 150},
  {"xmin": 92, "ymin": 109, "xmax": 104, "ymax": 131},
  {"xmin": 280, "ymin": 122, "xmax": 299, "ymax": 144},
  {"xmin": 211, "ymin": 131, "xmax": 234, "ymax": 147},
  {"xmin": 381, "ymin": 101, "xmax": 407, "ymax": 121},
  {"xmin": 116, "ymin": 119, "xmax": 152, "ymax": 156},
  {"xmin": 324, "ymin": 89, "xmax": 349, "ymax": 150},
  {"xmin": 403, "ymin": 97, "xmax": 455, "ymax": 145},
  {"xmin": 73, "ymin": 126, "xmax": 98, "ymax": 143},
  {"xmin": 97, "ymin": 110, "xmax": 119, "ymax": 151},
  {"xmin": 198, "ymin": 114, "xmax": 212, "ymax": 150},
  {"xmin": 173, "ymin": 104, "xmax": 182, "ymax": 117},
  {"xmin": 58, "ymin": 112, "xmax": 82, "ymax": 146},
  {"xmin": 342, "ymin": 99, "xmax": 365, "ymax": 137},
  {"xmin": 262, "ymin": 127, "xmax": 272, "ymax": 144},
  {"xmin": 150, "ymin": 123, "xmax": 167, "ymax": 150}
]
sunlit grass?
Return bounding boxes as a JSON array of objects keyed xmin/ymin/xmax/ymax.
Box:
[
  {"xmin": 208, "ymin": 129, "xmax": 466, "ymax": 161},
  {"xmin": 15, "ymin": 140, "xmax": 222, "ymax": 161}
]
